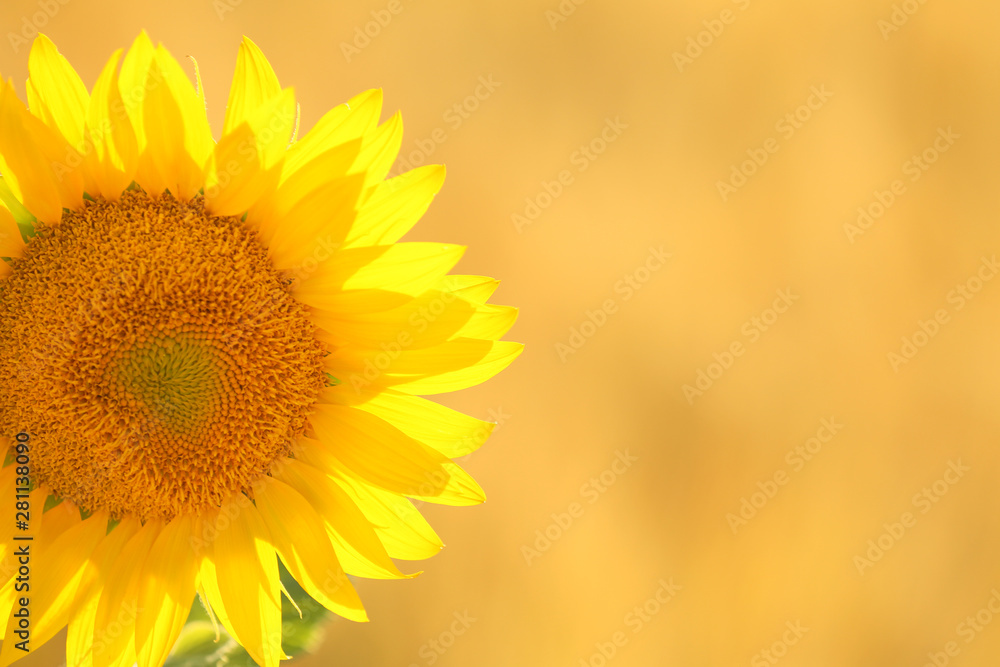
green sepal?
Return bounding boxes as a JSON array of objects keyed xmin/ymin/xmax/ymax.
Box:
[
  {"xmin": 0, "ymin": 177, "xmax": 36, "ymax": 242},
  {"xmin": 42, "ymin": 495, "xmax": 63, "ymax": 512}
]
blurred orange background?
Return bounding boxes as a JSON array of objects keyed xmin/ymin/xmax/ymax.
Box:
[{"xmin": 4, "ymin": 0, "xmax": 1000, "ymax": 665}]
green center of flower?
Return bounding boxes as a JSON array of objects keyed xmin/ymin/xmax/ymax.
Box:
[{"xmin": 108, "ymin": 333, "xmax": 226, "ymax": 439}]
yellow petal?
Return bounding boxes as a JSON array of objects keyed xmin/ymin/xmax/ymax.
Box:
[
  {"xmin": 0, "ymin": 488, "xmax": 49, "ymax": 644},
  {"xmin": 444, "ymin": 275, "xmax": 501, "ymax": 304},
  {"xmin": 230, "ymin": 87, "xmax": 294, "ymax": 171},
  {"xmin": 86, "ymin": 49, "xmax": 138, "ymax": 199},
  {"xmin": 0, "ymin": 490, "xmax": 51, "ymax": 591},
  {"xmin": 294, "ymin": 441, "xmax": 443, "ymax": 560},
  {"xmin": 294, "ymin": 242, "xmax": 465, "ymax": 305},
  {"xmin": 282, "ymin": 88, "xmax": 382, "ymax": 181},
  {"xmin": 452, "ymin": 303, "xmax": 519, "ymax": 341},
  {"xmin": 319, "ymin": 388, "xmax": 495, "ymax": 458},
  {"xmin": 344, "ymin": 164, "xmax": 446, "ymax": 247},
  {"xmin": 0, "ymin": 512, "xmax": 107, "ymax": 667},
  {"xmin": 297, "ymin": 249, "xmax": 472, "ymax": 320},
  {"xmin": 195, "ymin": 555, "xmax": 241, "ymax": 655},
  {"xmin": 0, "ymin": 78, "xmax": 81, "ymax": 222},
  {"xmin": 326, "ymin": 338, "xmax": 522, "ymax": 395},
  {"xmin": 27, "ymin": 34, "xmax": 89, "ymax": 151},
  {"xmin": 209, "ymin": 499, "xmax": 283, "ymax": 667},
  {"xmin": 354, "ymin": 112, "xmax": 403, "ymax": 199},
  {"xmin": 223, "ymin": 36, "xmax": 282, "ymax": 136},
  {"xmin": 0, "ymin": 578, "xmax": 19, "ymax": 643},
  {"xmin": 135, "ymin": 515, "xmax": 199, "ymax": 667},
  {"xmin": 25, "ymin": 487, "xmax": 62, "ymax": 539},
  {"xmin": 197, "ymin": 549, "xmax": 289, "ymax": 664},
  {"xmin": 118, "ymin": 31, "xmax": 155, "ymax": 152},
  {"xmin": 92, "ymin": 520, "xmax": 162, "ymax": 667},
  {"xmin": 280, "ymin": 138, "xmax": 362, "ymax": 205},
  {"xmin": 205, "ymin": 87, "xmax": 295, "ymax": 216},
  {"xmin": 408, "ymin": 275, "xmax": 520, "ymax": 341},
  {"xmin": 309, "ymin": 288, "xmax": 477, "ymax": 350},
  {"xmin": 309, "ymin": 288, "xmax": 416, "ymax": 318},
  {"xmin": 0, "ymin": 492, "xmax": 71, "ymax": 639},
  {"xmin": 0, "ymin": 175, "xmax": 32, "ymax": 231},
  {"xmin": 255, "ymin": 477, "xmax": 368, "ymax": 621},
  {"xmin": 266, "ymin": 172, "xmax": 366, "ymax": 271},
  {"xmin": 28, "ymin": 510, "xmax": 106, "ymax": 634},
  {"xmin": 139, "ymin": 46, "xmax": 213, "ymax": 199},
  {"xmin": 388, "ymin": 340, "xmax": 524, "ymax": 395},
  {"xmin": 66, "ymin": 519, "xmax": 142, "ymax": 667},
  {"xmin": 0, "ymin": 466, "xmax": 15, "ymax": 567},
  {"xmin": 66, "ymin": 590, "xmax": 100, "ymax": 667},
  {"xmin": 307, "ymin": 404, "xmax": 486, "ymax": 505},
  {"xmin": 251, "ymin": 136, "xmax": 362, "ymax": 245},
  {"xmin": 276, "ymin": 459, "xmax": 413, "ymax": 579},
  {"xmin": 0, "ymin": 174, "xmax": 21, "ymax": 226}
]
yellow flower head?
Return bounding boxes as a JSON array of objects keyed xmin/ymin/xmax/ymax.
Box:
[{"xmin": 0, "ymin": 32, "xmax": 520, "ymax": 667}]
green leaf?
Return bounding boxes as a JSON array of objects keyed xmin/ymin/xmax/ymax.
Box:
[
  {"xmin": 278, "ymin": 563, "xmax": 332, "ymax": 656},
  {"xmin": 164, "ymin": 559, "xmax": 335, "ymax": 666},
  {"xmin": 164, "ymin": 621, "xmax": 228, "ymax": 661}
]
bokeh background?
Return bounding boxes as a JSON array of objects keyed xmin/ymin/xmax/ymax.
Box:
[{"xmin": 3, "ymin": 0, "xmax": 1000, "ymax": 665}]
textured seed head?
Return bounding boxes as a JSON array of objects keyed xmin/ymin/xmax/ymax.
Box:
[{"xmin": 0, "ymin": 190, "xmax": 326, "ymax": 521}]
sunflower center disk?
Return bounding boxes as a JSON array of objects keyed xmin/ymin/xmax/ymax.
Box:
[
  {"xmin": 109, "ymin": 334, "xmax": 226, "ymax": 438},
  {"xmin": 0, "ymin": 191, "xmax": 326, "ymax": 521}
]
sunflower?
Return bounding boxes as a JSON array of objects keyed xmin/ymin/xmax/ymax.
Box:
[{"xmin": 0, "ymin": 33, "xmax": 520, "ymax": 667}]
